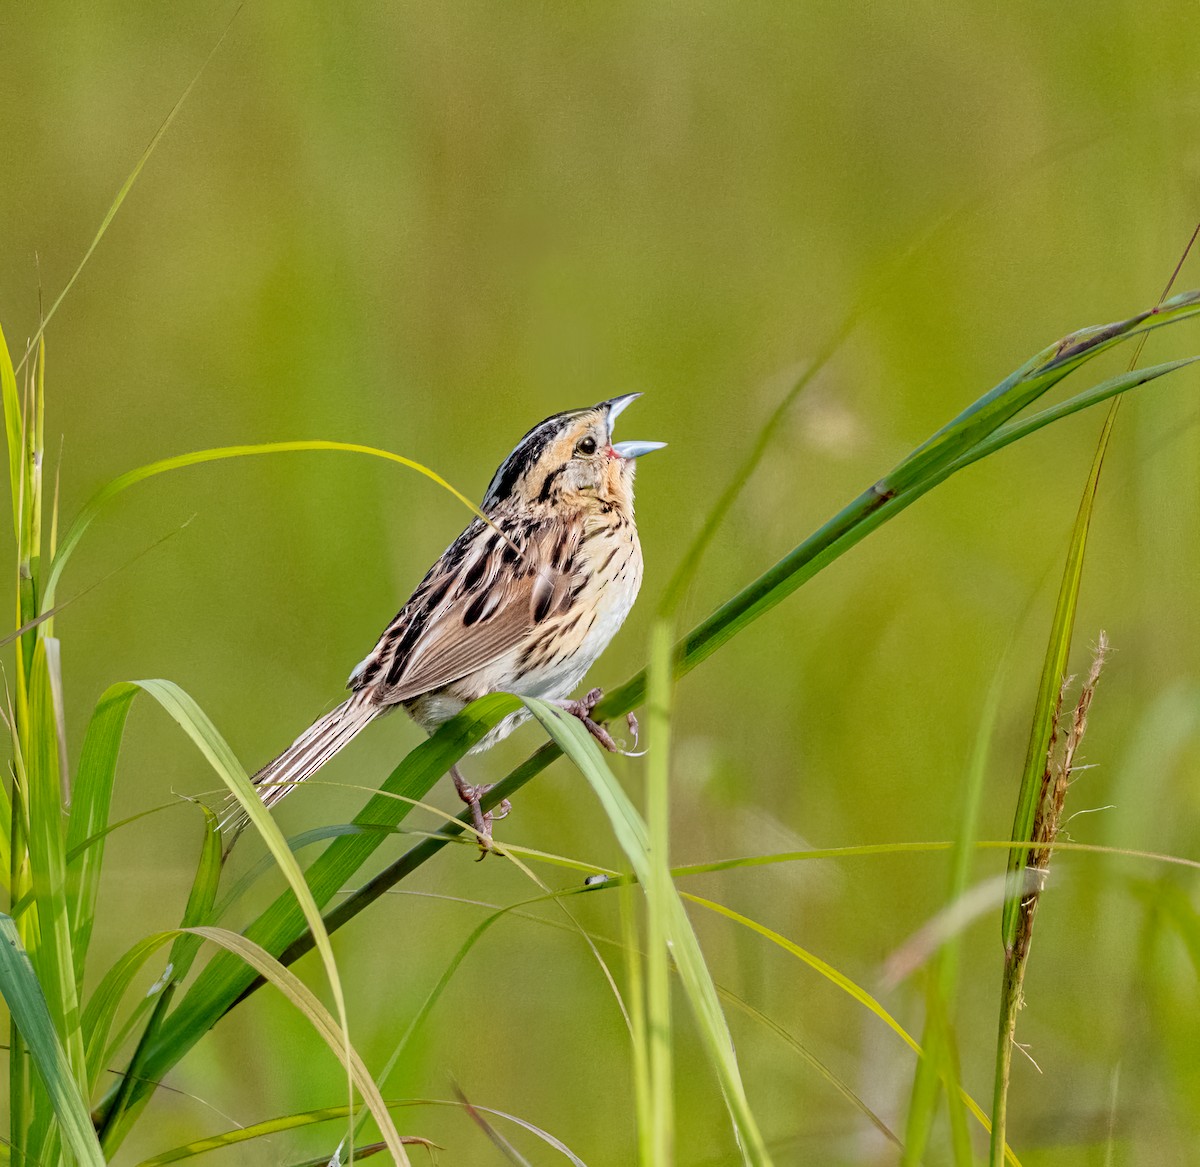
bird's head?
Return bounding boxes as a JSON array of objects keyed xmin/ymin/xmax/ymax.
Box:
[{"xmin": 483, "ymin": 394, "xmax": 665, "ymax": 516}]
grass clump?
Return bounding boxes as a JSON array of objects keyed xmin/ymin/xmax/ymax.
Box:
[{"xmin": 4, "ymin": 171, "xmax": 1200, "ymax": 1162}]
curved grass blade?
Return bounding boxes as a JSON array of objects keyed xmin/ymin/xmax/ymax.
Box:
[
  {"xmin": 166, "ymin": 806, "xmax": 224, "ymax": 984},
  {"xmin": 0, "ymin": 914, "xmax": 105, "ymax": 1166},
  {"xmin": 315, "ymin": 781, "xmax": 629, "ymax": 1165},
  {"xmin": 392, "ymin": 883, "xmax": 903, "ymax": 1151},
  {"xmin": 42, "ymin": 440, "xmax": 501, "ymax": 610},
  {"xmin": 524, "ymin": 697, "xmax": 772, "ymax": 1167},
  {"xmin": 80, "ymin": 679, "xmax": 358, "ymax": 1156},
  {"xmin": 955, "ymin": 357, "xmax": 1198, "ymax": 476},
  {"xmin": 187, "ymin": 925, "xmax": 410, "ymax": 1166},
  {"xmin": 455, "ymin": 1082, "xmax": 534, "ymax": 1166},
  {"xmin": 82, "ymin": 926, "xmax": 410, "ymax": 1164},
  {"xmin": 134, "ymin": 1098, "xmax": 585, "ymax": 1167},
  {"xmin": 101, "ymin": 694, "xmax": 522, "ymax": 1127},
  {"xmin": 684, "ymin": 892, "xmax": 1020, "ymax": 1167}
]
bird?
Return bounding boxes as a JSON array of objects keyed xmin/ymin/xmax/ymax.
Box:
[{"xmin": 229, "ymin": 394, "xmax": 664, "ymax": 853}]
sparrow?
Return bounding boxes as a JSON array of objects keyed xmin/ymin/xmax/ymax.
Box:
[{"xmin": 233, "ymin": 394, "xmax": 663, "ymax": 851}]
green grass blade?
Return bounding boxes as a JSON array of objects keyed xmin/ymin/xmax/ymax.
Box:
[
  {"xmin": 82, "ymin": 931, "xmax": 174, "ymax": 1094},
  {"xmin": 29, "ymin": 339, "xmax": 45, "ymax": 606},
  {"xmin": 1000, "ymin": 405, "xmax": 1115, "ymax": 944},
  {"xmin": 24, "ymin": 639, "xmax": 86, "ymax": 1086},
  {"xmin": 165, "ymin": 806, "xmax": 224, "ymax": 983},
  {"xmin": 644, "ymin": 619, "xmax": 674, "ymax": 1163},
  {"xmin": 135, "ymin": 1098, "xmax": 585, "ymax": 1167},
  {"xmin": 0, "ymin": 914, "xmax": 105, "ymax": 1166},
  {"xmin": 946, "ymin": 357, "xmax": 1199, "ymax": 479},
  {"xmin": 399, "ymin": 879, "xmax": 901, "ymax": 1149},
  {"xmin": 186, "ymin": 925, "xmax": 412, "ymax": 1167},
  {"xmin": 0, "ymin": 321, "xmax": 21, "ymax": 540},
  {"xmin": 887, "ymin": 290, "xmax": 1198, "ymax": 491},
  {"xmin": 525, "ymin": 697, "xmax": 772, "ymax": 1167},
  {"xmin": 66, "ymin": 681, "xmax": 140, "ymax": 984},
  {"xmin": 42, "ymin": 441, "xmax": 510, "ymax": 611},
  {"xmin": 622, "ymin": 877, "xmax": 653, "ymax": 1165},
  {"xmin": 685, "ymin": 891, "xmax": 1020, "ymax": 1166}
]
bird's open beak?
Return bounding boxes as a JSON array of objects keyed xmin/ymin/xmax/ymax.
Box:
[
  {"xmin": 603, "ymin": 394, "xmax": 666, "ymax": 460},
  {"xmin": 612, "ymin": 440, "xmax": 666, "ymax": 459}
]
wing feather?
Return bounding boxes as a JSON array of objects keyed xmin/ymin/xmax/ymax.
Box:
[{"xmin": 350, "ymin": 519, "xmax": 578, "ymax": 705}]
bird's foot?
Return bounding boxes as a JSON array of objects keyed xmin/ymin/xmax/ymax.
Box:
[
  {"xmin": 451, "ymin": 766, "xmax": 511, "ymax": 859},
  {"xmin": 554, "ymin": 688, "xmax": 641, "ymax": 754}
]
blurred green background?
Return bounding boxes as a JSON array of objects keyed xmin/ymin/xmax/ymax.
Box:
[{"xmin": 4, "ymin": 2, "xmax": 1200, "ymax": 1163}]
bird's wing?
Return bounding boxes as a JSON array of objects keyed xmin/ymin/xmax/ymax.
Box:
[{"xmin": 351, "ymin": 517, "xmax": 581, "ymax": 704}]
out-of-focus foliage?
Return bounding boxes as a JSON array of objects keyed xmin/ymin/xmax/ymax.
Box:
[{"xmin": 3, "ymin": 3, "xmax": 1200, "ymax": 1163}]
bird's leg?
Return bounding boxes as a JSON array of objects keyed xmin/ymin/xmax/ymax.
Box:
[
  {"xmin": 552, "ymin": 686, "xmax": 638, "ymax": 753},
  {"xmin": 450, "ymin": 765, "xmax": 511, "ymax": 857}
]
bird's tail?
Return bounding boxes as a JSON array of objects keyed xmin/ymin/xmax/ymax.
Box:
[{"xmin": 221, "ymin": 692, "xmax": 379, "ymax": 839}]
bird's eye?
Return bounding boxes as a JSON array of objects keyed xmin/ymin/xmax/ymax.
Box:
[{"xmin": 576, "ymin": 435, "xmax": 598, "ymax": 456}]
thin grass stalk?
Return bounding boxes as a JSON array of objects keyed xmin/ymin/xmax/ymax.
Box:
[
  {"xmin": 523, "ymin": 702, "xmax": 770, "ymax": 1165},
  {"xmin": 903, "ymin": 669, "xmax": 1002, "ymax": 1164},
  {"xmin": 990, "ymin": 637, "xmax": 1108, "ymax": 1166},
  {"xmin": 988, "ymin": 397, "xmax": 1119, "ymax": 1166},
  {"xmin": 4, "ymin": 323, "xmax": 39, "ymax": 1163},
  {"xmin": 100, "ymin": 985, "xmax": 177, "ymax": 1157},
  {"xmin": 9, "ymin": 804, "xmax": 27, "ymax": 1167},
  {"xmin": 622, "ymin": 878, "xmax": 654, "ymax": 1166},
  {"xmin": 644, "ymin": 619, "xmax": 675, "ymax": 1163}
]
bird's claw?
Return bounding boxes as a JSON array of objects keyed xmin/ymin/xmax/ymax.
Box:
[
  {"xmin": 558, "ymin": 689, "xmax": 643, "ymax": 755},
  {"xmin": 451, "ymin": 767, "xmax": 510, "ymax": 859},
  {"xmin": 625, "ymin": 711, "xmax": 641, "ymax": 751}
]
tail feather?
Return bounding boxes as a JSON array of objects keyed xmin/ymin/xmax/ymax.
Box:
[{"xmin": 221, "ymin": 693, "xmax": 379, "ymax": 837}]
